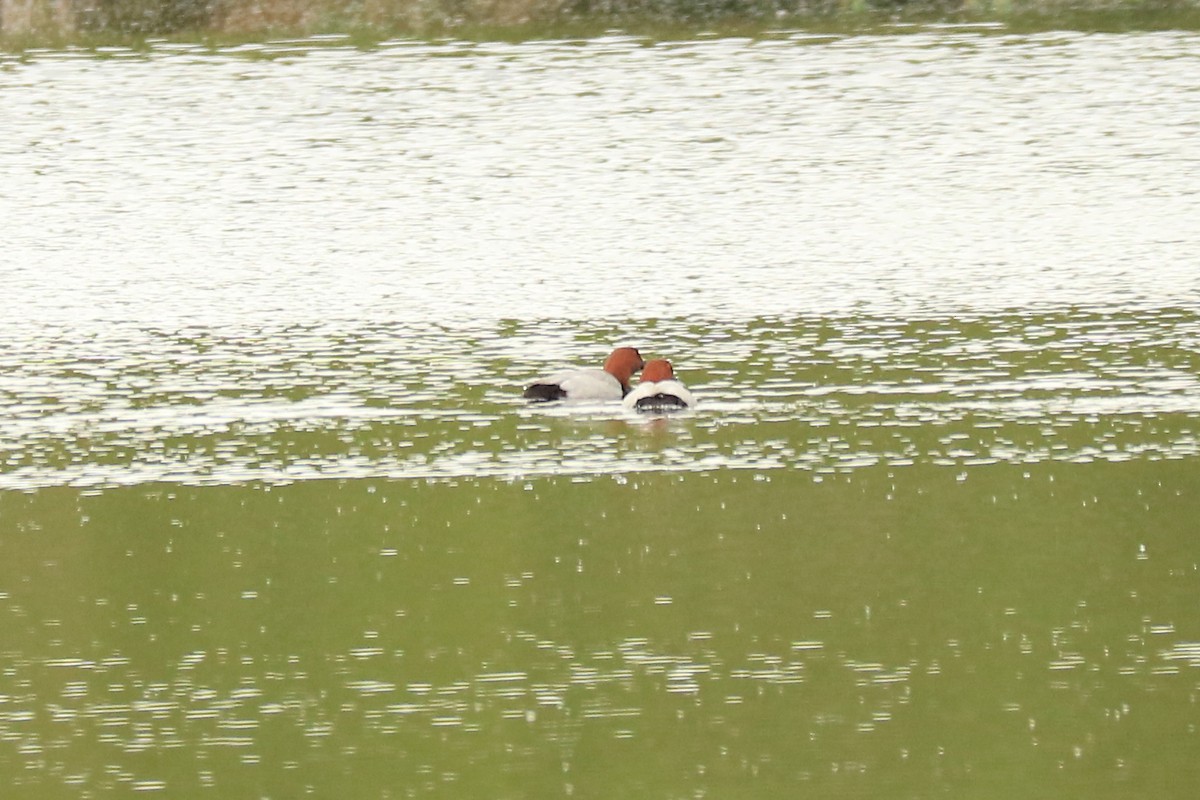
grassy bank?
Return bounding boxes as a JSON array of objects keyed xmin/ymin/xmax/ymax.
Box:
[{"xmin": 3, "ymin": 0, "xmax": 1200, "ymax": 47}]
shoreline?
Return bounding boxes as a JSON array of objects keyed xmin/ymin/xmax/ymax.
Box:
[{"xmin": 3, "ymin": 0, "xmax": 1199, "ymax": 48}]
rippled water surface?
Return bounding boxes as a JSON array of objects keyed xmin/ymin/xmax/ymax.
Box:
[{"xmin": 2, "ymin": 28, "xmax": 1199, "ymax": 798}]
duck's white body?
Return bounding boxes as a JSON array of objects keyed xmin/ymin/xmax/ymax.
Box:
[
  {"xmin": 623, "ymin": 360, "xmax": 694, "ymax": 411},
  {"xmin": 531, "ymin": 368, "xmax": 626, "ymax": 401},
  {"xmin": 624, "ymin": 378, "xmax": 695, "ymax": 411},
  {"xmin": 523, "ymin": 347, "xmax": 644, "ymax": 403}
]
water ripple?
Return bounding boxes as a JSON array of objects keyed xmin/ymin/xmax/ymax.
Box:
[{"xmin": 0, "ymin": 309, "xmax": 1195, "ymax": 489}]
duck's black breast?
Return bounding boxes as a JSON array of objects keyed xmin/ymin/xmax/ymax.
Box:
[{"xmin": 633, "ymin": 393, "xmax": 689, "ymax": 412}]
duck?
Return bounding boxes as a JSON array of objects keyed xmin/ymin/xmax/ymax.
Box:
[
  {"xmin": 523, "ymin": 346, "xmax": 645, "ymax": 402},
  {"xmin": 623, "ymin": 359, "xmax": 695, "ymax": 411}
]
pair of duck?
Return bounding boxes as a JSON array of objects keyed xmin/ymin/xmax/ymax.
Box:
[{"xmin": 523, "ymin": 347, "xmax": 695, "ymax": 411}]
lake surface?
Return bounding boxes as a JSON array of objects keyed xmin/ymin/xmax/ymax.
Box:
[{"xmin": 2, "ymin": 27, "xmax": 1199, "ymax": 798}]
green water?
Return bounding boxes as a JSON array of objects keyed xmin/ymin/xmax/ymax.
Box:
[
  {"xmin": 3, "ymin": 306, "xmax": 1198, "ymax": 795},
  {"xmin": 1, "ymin": 461, "xmax": 1197, "ymax": 796}
]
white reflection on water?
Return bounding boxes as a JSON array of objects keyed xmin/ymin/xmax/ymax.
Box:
[
  {"xmin": 7, "ymin": 616, "xmax": 1189, "ymax": 785},
  {"xmin": 2, "ymin": 32, "xmax": 1199, "ymax": 488}
]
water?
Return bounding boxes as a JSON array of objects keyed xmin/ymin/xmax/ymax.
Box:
[{"xmin": 2, "ymin": 28, "xmax": 1199, "ymax": 797}]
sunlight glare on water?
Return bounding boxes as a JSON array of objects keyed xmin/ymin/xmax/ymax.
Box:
[{"xmin": 2, "ymin": 30, "xmax": 1199, "ymax": 328}]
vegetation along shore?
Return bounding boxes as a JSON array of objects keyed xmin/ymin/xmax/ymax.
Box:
[{"xmin": 3, "ymin": 0, "xmax": 1200, "ymax": 46}]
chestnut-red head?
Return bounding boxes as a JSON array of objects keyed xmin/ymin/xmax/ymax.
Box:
[
  {"xmin": 603, "ymin": 347, "xmax": 645, "ymax": 389},
  {"xmin": 639, "ymin": 359, "xmax": 676, "ymax": 384}
]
